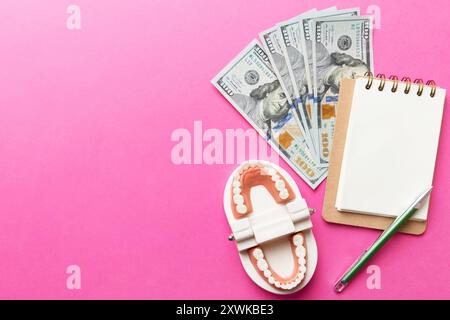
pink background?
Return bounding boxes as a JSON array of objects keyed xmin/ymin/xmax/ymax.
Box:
[{"xmin": 0, "ymin": 0, "xmax": 448, "ymax": 299}]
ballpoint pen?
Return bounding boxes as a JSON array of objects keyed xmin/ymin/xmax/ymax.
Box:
[{"xmin": 334, "ymin": 186, "xmax": 433, "ymax": 293}]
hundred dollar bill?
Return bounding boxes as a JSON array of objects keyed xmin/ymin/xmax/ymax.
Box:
[
  {"xmin": 276, "ymin": 8, "xmax": 336, "ymax": 162},
  {"xmin": 312, "ymin": 16, "xmax": 373, "ymax": 164},
  {"xmin": 259, "ymin": 26, "xmax": 317, "ymax": 156},
  {"xmin": 299, "ymin": 8, "xmax": 360, "ymax": 165},
  {"xmin": 211, "ymin": 40, "xmax": 327, "ymax": 189},
  {"xmin": 279, "ymin": 7, "xmax": 336, "ymax": 98}
]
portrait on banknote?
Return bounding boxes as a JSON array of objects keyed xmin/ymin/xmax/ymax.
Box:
[
  {"xmin": 314, "ymin": 44, "xmax": 369, "ymax": 99},
  {"xmin": 232, "ymin": 79, "xmax": 293, "ymax": 139}
]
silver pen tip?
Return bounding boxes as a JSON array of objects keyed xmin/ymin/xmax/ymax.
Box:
[
  {"xmin": 334, "ymin": 280, "xmax": 348, "ymax": 293},
  {"xmin": 413, "ymin": 186, "xmax": 433, "ymax": 210}
]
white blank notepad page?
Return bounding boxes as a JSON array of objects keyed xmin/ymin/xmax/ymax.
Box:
[{"xmin": 336, "ymin": 78, "xmax": 445, "ymax": 221}]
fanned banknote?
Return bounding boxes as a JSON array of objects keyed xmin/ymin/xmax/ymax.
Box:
[
  {"xmin": 277, "ymin": 8, "xmax": 337, "ymax": 164},
  {"xmin": 311, "ymin": 16, "xmax": 373, "ymax": 164},
  {"xmin": 259, "ymin": 25, "xmax": 317, "ymax": 156},
  {"xmin": 211, "ymin": 40, "xmax": 327, "ymax": 189},
  {"xmin": 211, "ymin": 6, "xmax": 375, "ymax": 188},
  {"xmin": 299, "ymin": 8, "xmax": 360, "ymax": 165},
  {"xmin": 278, "ymin": 8, "xmax": 336, "ymax": 99}
]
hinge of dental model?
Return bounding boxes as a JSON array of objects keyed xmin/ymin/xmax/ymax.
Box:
[{"xmin": 228, "ymin": 207, "xmax": 315, "ymax": 241}]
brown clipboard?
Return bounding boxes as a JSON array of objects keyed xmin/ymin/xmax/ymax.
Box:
[{"xmin": 322, "ymin": 78, "xmax": 427, "ymax": 235}]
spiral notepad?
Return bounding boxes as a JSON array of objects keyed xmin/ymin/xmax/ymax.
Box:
[{"xmin": 323, "ymin": 74, "xmax": 446, "ymax": 235}]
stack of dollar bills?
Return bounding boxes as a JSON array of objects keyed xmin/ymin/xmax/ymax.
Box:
[{"xmin": 212, "ymin": 7, "xmax": 374, "ymax": 189}]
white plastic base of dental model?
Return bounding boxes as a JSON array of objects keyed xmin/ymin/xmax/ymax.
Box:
[{"xmin": 223, "ymin": 160, "xmax": 318, "ymax": 295}]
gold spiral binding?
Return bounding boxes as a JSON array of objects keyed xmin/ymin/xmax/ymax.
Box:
[
  {"xmin": 365, "ymin": 71, "xmax": 373, "ymax": 89},
  {"xmin": 376, "ymin": 73, "xmax": 386, "ymax": 91},
  {"xmin": 426, "ymin": 80, "xmax": 437, "ymax": 97},
  {"xmin": 401, "ymin": 77, "xmax": 412, "ymax": 94},
  {"xmin": 365, "ymin": 73, "xmax": 437, "ymax": 98},
  {"xmin": 414, "ymin": 79, "xmax": 424, "ymax": 96},
  {"xmin": 389, "ymin": 75, "xmax": 398, "ymax": 92}
]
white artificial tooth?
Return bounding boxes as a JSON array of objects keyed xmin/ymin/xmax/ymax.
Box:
[
  {"xmin": 293, "ymin": 234, "xmax": 304, "ymax": 246},
  {"xmin": 267, "ymin": 168, "xmax": 276, "ymax": 176},
  {"xmin": 295, "ymin": 246, "xmax": 306, "ymax": 258},
  {"xmin": 271, "ymin": 174, "xmax": 281, "ymax": 181},
  {"xmin": 275, "ymin": 180, "xmax": 285, "ymax": 189},
  {"xmin": 233, "ymin": 194, "xmax": 244, "ymax": 205},
  {"xmin": 287, "ymin": 283, "xmax": 295, "ymax": 290},
  {"xmin": 252, "ymin": 248, "xmax": 264, "ymax": 259},
  {"xmin": 281, "ymin": 284, "xmax": 288, "ymax": 290},
  {"xmin": 232, "ymin": 180, "xmax": 240, "ymax": 188},
  {"xmin": 299, "ymin": 265, "xmax": 307, "ymax": 274},
  {"xmin": 233, "ymin": 186, "xmax": 241, "ymax": 195},
  {"xmin": 249, "ymin": 160, "xmax": 257, "ymax": 167},
  {"xmin": 298, "ymin": 257, "xmax": 306, "ymax": 265},
  {"xmin": 294, "ymin": 278, "xmax": 301, "ymax": 285},
  {"xmin": 236, "ymin": 204, "xmax": 247, "ymax": 214},
  {"xmin": 297, "ymin": 273, "xmax": 305, "ymax": 281},
  {"xmin": 279, "ymin": 190, "xmax": 289, "ymax": 199},
  {"xmin": 257, "ymin": 259, "xmax": 268, "ymax": 271},
  {"xmin": 242, "ymin": 163, "xmax": 249, "ymax": 170},
  {"xmin": 263, "ymin": 269, "xmax": 272, "ymax": 278},
  {"xmin": 274, "ymin": 281, "xmax": 281, "ymax": 288},
  {"xmin": 268, "ymin": 277, "xmax": 275, "ymax": 284}
]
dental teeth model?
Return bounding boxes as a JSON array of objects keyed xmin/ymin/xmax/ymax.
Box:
[
  {"xmin": 230, "ymin": 162, "xmax": 294, "ymax": 217},
  {"xmin": 224, "ymin": 160, "xmax": 318, "ymax": 294}
]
